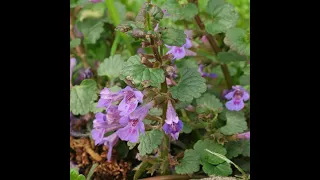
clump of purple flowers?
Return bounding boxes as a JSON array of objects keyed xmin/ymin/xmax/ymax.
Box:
[
  {"xmin": 91, "ymin": 86, "xmax": 155, "ymax": 161},
  {"xmin": 225, "ymin": 85, "xmax": 250, "ymax": 111},
  {"xmin": 162, "ymin": 100, "xmax": 183, "ymax": 140},
  {"xmin": 165, "ymin": 30, "xmax": 196, "ymax": 61}
]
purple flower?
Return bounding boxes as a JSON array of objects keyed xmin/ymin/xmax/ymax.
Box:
[
  {"xmin": 225, "ymin": 85, "xmax": 250, "ymax": 111},
  {"xmin": 236, "ymin": 131, "xmax": 250, "ymax": 140},
  {"xmin": 198, "ymin": 64, "xmax": 217, "ymax": 78},
  {"xmin": 162, "ymin": 100, "xmax": 183, "ymax": 140},
  {"xmin": 165, "ymin": 100, "xmax": 179, "ymax": 124},
  {"xmin": 118, "ymin": 86, "xmax": 143, "ymax": 116},
  {"xmin": 163, "ymin": 120, "xmax": 183, "ymax": 140},
  {"xmin": 91, "ymin": 112, "xmax": 123, "ymax": 145},
  {"xmin": 165, "ymin": 31, "xmax": 196, "ymax": 61},
  {"xmin": 70, "ymin": 58, "xmax": 77, "ymax": 82},
  {"xmin": 102, "ymin": 133, "xmax": 119, "ymax": 162},
  {"xmin": 97, "ymin": 88, "xmax": 124, "ymax": 109},
  {"xmin": 106, "ymin": 105, "xmax": 122, "ymax": 124},
  {"xmin": 116, "ymin": 101, "xmax": 154, "ymax": 143}
]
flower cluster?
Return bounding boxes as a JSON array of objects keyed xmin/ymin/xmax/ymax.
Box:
[
  {"xmin": 224, "ymin": 85, "xmax": 250, "ymax": 111},
  {"xmin": 91, "ymin": 86, "xmax": 154, "ymax": 161},
  {"xmin": 162, "ymin": 100, "xmax": 183, "ymax": 140},
  {"xmin": 165, "ymin": 30, "xmax": 196, "ymax": 61}
]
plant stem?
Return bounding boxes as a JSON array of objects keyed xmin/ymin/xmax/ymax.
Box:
[
  {"xmin": 70, "ymin": 11, "xmax": 102, "ymax": 89},
  {"xmin": 192, "ymin": 1, "xmax": 233, "ymax": 89},
  {"xmin": 110, "ymin": 31, "xmax": 120, "ymax": 56},
  {"xmin": 70, "ymin": 14, "xmax": 89, "ymax": 69}
]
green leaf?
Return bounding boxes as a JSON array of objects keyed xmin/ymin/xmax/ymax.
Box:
[
  {"xmin": 224, "ymin": 28, "xmax": 250, "ymax": 56},
  {"xmin": 205, "ymin": 3, "xmax": 238, "ymax": 35},
  {"xmin": 206, "ymin": 0, "xmax": 225, "ymax": 12},
  {"xmin": 120, "ymin": 55, "xmax": 165, "ymax": 87},
  {"xmin": 138, "ymin": 129, "xmax": 163, "ymax": 156},
  {"xmin": 175, "ymin": 57, "xmax": 198, "ymax": 69},
  {"xmin": 217, "ymin": 51, "xmax": 247, "ymax": 63},
  {"xmin": 169, "ymin": 68, "xmax": 207, "ymax": 102},
  {"xmin": 109, "ymin": 85, "xmax": 122, "ymax": 92},
  {"xmin": 70, "ymin": 169, "xmax": 86, "ymax": 180},
  {"xmin": 77, "ymin": 19, "xmax": 104, "ymax": 44},
  {"xmin": 79, "ymin": 2, "xmax": 106, "ymax": 21},
  {"xmin": 180, "ymin": 3, "xmax": 198, "ymax": 21},
  {"xmin": 70, "ymin": 79, "xmax": 98, "ymax": 115},
  {"xmin": 225, "ymin": 140, "xmax": 250, "ymax": 159},
  {"xmin": 242, "ymin": 140, "xmax": 250, "ymax": 157},
  {"xmin": 127, "ymin": 141, "xmax": 138, "ymax": 150},
  {"xmin": 70, "ymin": 38, "xmax": 81, "ymax": 48},
  {"xmin": 196, "ymin": 93, "xmax": 223, "ymax": 113},
  {"xmin": 98, "ymin": 55, "xmax": 125, "ymax": 79},
  {"xmin": 86, "ymin": 163, "xmax": 98, "ymax": 180},
  {"xmin": 202, "ymin": 161, "xmax": 232, "ymax": 176},
  {"xmin": 182, "ymin": 122, "xmax": 192, "ymax": 134},
  {"xmin": 161, "ymin": 28, "xmax": 187, "ymax": 46},
  {"xmin": 194, "ymin": 139, "xmax": 227, "ymax": 165},
  {"xmin": 219, "ymin": 111, "xmax": 247, "ymax": 135},
  {"xmin": 90, "ymin": 102, "xmax": 104, "ymax": 113},
  {"xmin": 116, "ymin": 141, "xmax": 129, "ymax": 159},
  {"xmin": 175, "ymin": 149, "xmax": 200, "ymax": 174}
]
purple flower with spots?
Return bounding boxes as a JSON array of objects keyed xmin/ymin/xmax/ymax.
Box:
[
  {"xmin": 225, "ymin": 85, "xmax": 250, "ymax": 111},
  {"xmin": 236, "ymin": 131, "xmax": 250, "ymax": 140},
  {"xmin": 163, "ymin": 120, "xmax": 183, "ymax": 140},
  {"xmin": 97, "ymin": 88, "xmax": 124, "ymax": 109},
  {"xmin": 91, "ymin": 112, "xmax": 123, "ymax": 145},
  {"xmin": 116, "ymin": 101, "xmax": 154, "ymax": 143},
  {"xmin": 165, "ymin": 100, "xmax": 179, "ymax": 124},
  {"xmin": 102, "ymin": 133, "xmax": 119, "ymax": 162},
  {"xmin": 162, "ymin": 100, "xmax": 183, "ymax": 140},
  {"xmin": 118, "ymin": 86, "xmax": 143, "ymax": 116},
  {"xmin": 70, "ymin": 58, "xmax": 77, "ymax": 82},
  {"xmin": 106, "ymin": 105, "xmax": 122, "ymax": 124},
  {"xmin": 165, "ymin": 30, "xmax": 196, "ymax": 61},
  {"xmin": 198, "ymin": 64, "xmax": 217, "ymax": 78}
]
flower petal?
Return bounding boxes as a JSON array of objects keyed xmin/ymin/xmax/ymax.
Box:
[
  {"xmin": 242, "ymin": 91, "xmax": 250, "ymax": 101},
  {"xmin": 185, "ymin": 49, "xmax": 197, "ymax": 56},
  {"xmin": 225, "ymin": 91, "xmax": 235, "ymax": 100},
  {"xmin": 134, "ymin": 90, "xmax": 144, "ymax": 103},
  {"xmin": 226, "ymin": 99, "xmax": 244, "ymax": 111},
  {"xmin": 184, "ymin": 38, "xmax": 192, "ymax": 49}
]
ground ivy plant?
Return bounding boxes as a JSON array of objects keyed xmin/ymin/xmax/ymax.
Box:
[{"xmin": 70, "ymin": 0, "xmax": 250, "ymax": 179}]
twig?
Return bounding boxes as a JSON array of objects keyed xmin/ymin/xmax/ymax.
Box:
[{"xmin": 192, "ymin": 1, "xmax": 233, "ymax": 89}]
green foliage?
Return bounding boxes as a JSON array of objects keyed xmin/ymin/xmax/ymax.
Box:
[
  {"xmin": 194, "ymin": 139, "xmax": 227, "ymax": 165},
  {"xmin": 205, "ymin": 1, "xmax": 238, "ymax": 35},
  {"xmin": 70, "ymin": 169, "xmax": 86, "ymax": 180},
  {"xmin": 138, "ymin": 129, "xmax": 164, "ymax": 156},
  {"xmin": 196, "ymin": 93, "xmax": 223, "ymax": 113},
  {"xmin": 70, "ymin": 79, "xmax": 98, "ymax": 115},
  {"xmin": 120, "ymin": 55, "xmax": 165, "ymax": 88},
  {"xmin": 76, "ymin": 19, "xmax": 104, "ymax": 44},
  {"xmin": 161, "ymin": 27, "xmax": 187, "ymax": 46},
  {"xmin": 219, "ymin": 111, "xmax": 247, "ymax": 135},
  {"xmin": 175, "ymin": 149, "xmax": 201, "ymax": 174},
  {"xmin": 224, "ymin": 28, "xmax": 250, "ymax": 56},
  {"xmin": 98, "ymin": 54, "xmax": 125, "ymax": 79},
  {"xmin": 217, "ymin": 51, "xmax": 247, "ymax": 63},
  {"xmin": 169, "ymin": 68, "xmax": 207, "ymax": 102},
  {"xmin": 70, "ymin": 38, "xmax": 81, "ymax": 48},
  {"xmin": 225, "ymin": 140, "xmax": 250, "ymax": 158}
]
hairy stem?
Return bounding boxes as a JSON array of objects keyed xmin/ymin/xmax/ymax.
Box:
[{"xmin": 192, "ymin": 1, "xmax": 233, "ymax": 89}]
